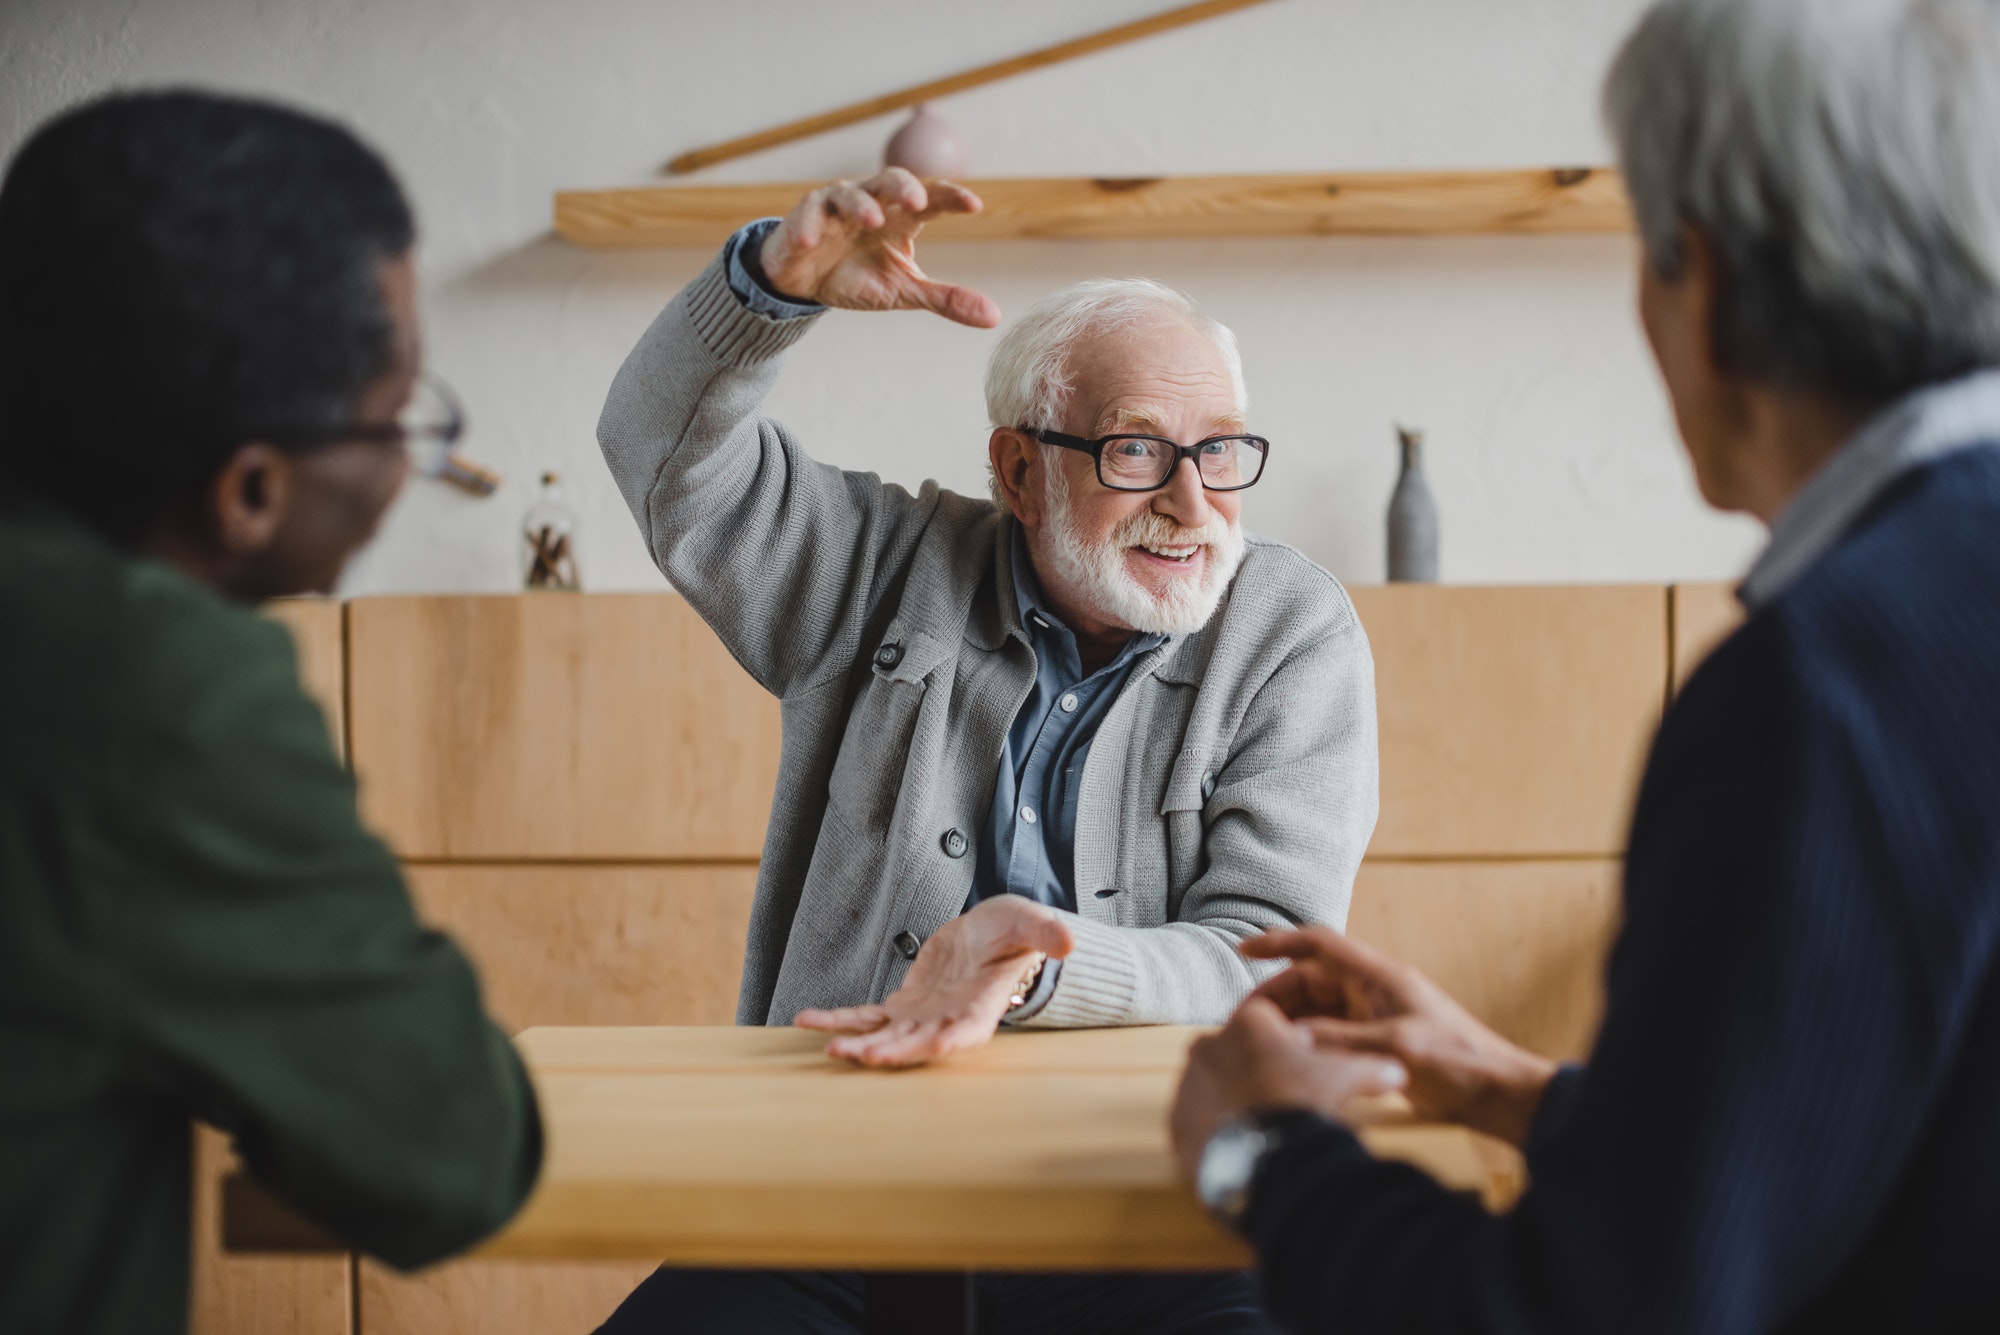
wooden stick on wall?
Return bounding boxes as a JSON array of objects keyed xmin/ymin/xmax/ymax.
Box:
[{"xmin": 665, "ymin": 0, "xmax": 1281, "ymax": 175}]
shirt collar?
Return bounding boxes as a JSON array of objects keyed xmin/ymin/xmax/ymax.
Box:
[
  {"xmin": 1740, "ymin": 368, "xmax": 2000, "ymax": 610},
  {"xmin": 1008, "ymin": 527, "xmax": 1166, "ymax": 681}
]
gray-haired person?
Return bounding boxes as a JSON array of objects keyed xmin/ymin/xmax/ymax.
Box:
[
  {"xmin": 593, "ymin": 175, "xmax": 1376, "ymax": 1332},
  {"xmin": 1169, "ymin": 1, "xmax": 2000, "ymax": 1331}
]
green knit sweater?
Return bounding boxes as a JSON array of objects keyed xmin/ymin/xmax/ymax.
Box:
[{"xmin": 0, "ymin": 486, "xmax": 541, "ymax": 1335}]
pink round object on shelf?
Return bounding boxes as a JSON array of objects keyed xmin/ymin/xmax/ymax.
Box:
[{"xmin": 883, "ymin": 103, "xmax": 971, "ymax": 180}]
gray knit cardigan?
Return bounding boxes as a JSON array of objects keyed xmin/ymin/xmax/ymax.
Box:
[{"xmin": 598, "ymin": 257, "xmax": 1380, "ymax": 1028}]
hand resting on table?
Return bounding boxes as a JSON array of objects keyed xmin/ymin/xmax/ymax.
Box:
[{"xmin": 796, "ymin": 895, "xmax": 1074, "ymax": 1069}]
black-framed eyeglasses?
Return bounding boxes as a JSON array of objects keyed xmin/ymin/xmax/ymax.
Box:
[
  {"xmin": 1025, "ymin": 427, "xmax": 1270, "ymax": 493},
  {"xmin": 264, "ymin": 372, "xmax": 467, "ymax": 480}
]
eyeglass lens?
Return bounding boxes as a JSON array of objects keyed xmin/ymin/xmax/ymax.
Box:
[
  {"xmin": 398, "ymin": 378, "xmax": 464, "ymax": 477},
  {"xmin": 1099, "ymin": 436, "xmax": 1266, "ymax": 490}
]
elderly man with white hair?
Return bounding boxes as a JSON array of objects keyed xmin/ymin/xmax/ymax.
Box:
[
  {"xmin": 593, "ymin": 172, "xmax": 1374, "ymax": 1334},
  {"xmin": 1168, "ymin": 1, "xmax": 2000, "ymax": 1332}
]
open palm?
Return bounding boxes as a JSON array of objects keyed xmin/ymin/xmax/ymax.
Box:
[{"xmin": 759, "ymin": 168, "xmax": 1001, "ymax": 328}]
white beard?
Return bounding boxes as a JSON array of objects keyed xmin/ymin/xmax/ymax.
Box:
[{"xmin": 1037, "ymin": 460, "xmax": 1246, "ymax": 637}]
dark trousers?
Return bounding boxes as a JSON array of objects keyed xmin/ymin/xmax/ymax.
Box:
[{"xmin": 595, "ymin": 1267, "xmax": 1278, "ymax": 1335}]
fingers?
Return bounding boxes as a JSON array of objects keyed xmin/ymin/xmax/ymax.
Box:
[
  {"xmin": 917, "ymin": 179, "xmax": 984, "ymax": 219},
  {"xmin": 824, "ymin": 179, "xmax": 886, "ymax": 231},
  {"xmin": 1242, "ymin": 924, "xmax": 1372, "ymax": 966},
  {"xmin": 794, "ymin": 1005, "xmax": 891, "ymax": 1035},
  {"xmin": 1300, "ymin": 1017, "xmax": 1403, "ymax": 1054},
  {"xmin": 916, "ymin": 279, "xmax": 1003, "ymax": 330},
  {"xmin": 1227, "ymin": 993, "xmax": 1308, "ymax": 1048},
  {"xmin": 825, "ymin": 1011, "xmax": 992, "ymax": 1069},
  {"xmin": 863, "ymin": 166, "xmax": 929, "ymax": 216}
]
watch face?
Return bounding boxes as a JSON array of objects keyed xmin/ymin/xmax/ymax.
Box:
[{"xmin": 1197, "ymin": 1119, "xmax": 1271, "ymax": 1225}]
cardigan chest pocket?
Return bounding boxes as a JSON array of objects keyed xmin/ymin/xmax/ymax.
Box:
[
  {"xmin": 1157, "ymin": 749, "xmax": 1214, "ymax": 912},
  {"xmin": 826, "ymin": 628, "xmax": 947, "ymax": 839}
]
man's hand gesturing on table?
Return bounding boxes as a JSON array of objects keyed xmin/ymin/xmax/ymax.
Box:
[
  {"xmin": 1246, "ymin": 927, "xmax": 1559, "ymax": 1148},
  {"xmin": 796, "ymin": 896, "xmax": 1074, "ymax": 1069},
  {"xmin": 759, "ymin": 168, "xmax": 1001, "ymax": 329}
]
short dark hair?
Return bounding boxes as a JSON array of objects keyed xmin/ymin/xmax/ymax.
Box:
[{"xmin": 0, "ymin": 89, "xmax": 415, "ymax": 540}]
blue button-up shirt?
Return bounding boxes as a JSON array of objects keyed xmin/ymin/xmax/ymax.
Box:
[
  {"xmin": 974, "ymin": 529, "xmax": 1165, "ymax": 914},
  {"xmin": 721, "ymin": 220, "xmax": 1165, "ymax": 1018}
]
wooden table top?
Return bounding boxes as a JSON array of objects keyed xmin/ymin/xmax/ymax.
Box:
[
  {"xmin": 225, "ymin": 1025, "xmax": 1509, "ymax": 1271},
  {"xmin": 487, "ymin": 1025, "xmax": 1496, "ymax": 1271}
]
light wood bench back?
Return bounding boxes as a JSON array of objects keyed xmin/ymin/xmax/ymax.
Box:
[{"xmin": 198, "ymin": 583, "xmax": 1745, "ymax": 1335}]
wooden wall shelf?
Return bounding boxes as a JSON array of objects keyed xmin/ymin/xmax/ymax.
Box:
[{"xmin": 554, "ymin": 168, "xmax": 1632, "ymax": 250}]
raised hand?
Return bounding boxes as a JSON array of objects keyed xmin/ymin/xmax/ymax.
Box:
[
  {"xmin": 1244, "ymin": 927, "xmax": 1559, "ymax": 1148},
  {"xmin": 758, "ymin": 168, "xmax": 1001, "ymax": 328},
  {"xmin": 795, "ymin": 895, "xmax": 1074, "ymax": 1069}
]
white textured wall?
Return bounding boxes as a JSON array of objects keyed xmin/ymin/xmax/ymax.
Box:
[{"xmin": 0, "ymin": 0, "xmax": 1764, "ymax": 593}]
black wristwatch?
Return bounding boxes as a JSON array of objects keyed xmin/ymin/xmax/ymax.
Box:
[{"xmin": 1196, "ymin": 1110, "xmax": 1310, "ymax": 1230}]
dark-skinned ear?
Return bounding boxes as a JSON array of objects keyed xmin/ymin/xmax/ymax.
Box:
[{"xmin": 207, "ymin": 442, "xmax": 294, "ymax": 557}]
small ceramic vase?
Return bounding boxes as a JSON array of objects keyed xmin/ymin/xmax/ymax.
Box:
[
  {"xmin": 884, "ymin": 103, "xmax": 971, "ymax": 179},
  {"xmin": 1387, "ymin": 426, "xmax": 1440, "ymax": 583}
]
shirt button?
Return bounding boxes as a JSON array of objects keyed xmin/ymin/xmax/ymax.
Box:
[
  {"xmin": 892, "ymin": 931, "xmax": 921, "ymax": 960},
  {"xmin": 1021, "ymin": 806, "xmax": 1038, "ymax": 825},
  {"xmin": 940, "ymin": 828, "xmax": 968, "ymax": 859},
  {"xmin": 1059, "ymin": 693, "xmax": 1079, "ymax": 713},
  {"xmin": 874, "ymin": 642, "xmax": 904, "ymax": 669}
]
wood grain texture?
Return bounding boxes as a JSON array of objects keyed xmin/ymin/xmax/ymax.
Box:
[
  {"xmin": 263, "ymin": 597, "xmax": 347, "ymax": 760},
  {"xmin": 358, "ymin": 1261, "xmax": 652, "ymax": 1335},
  {"xmin": 1349, "ymin": 860, "xmax": 1623, "ymax": 1062},
  {"xmin": 1671, "ymin": 581, "xmax": 1745, "ymax": 695},
  {"xmin": 346, "ymin": 594, "xmax": 780, "ymax": 860},
  {"xmin": 195, "ymin": 600, "xmax": 353, "ymax": 1335},
  {"xmin": 403, "ymin": 864, "xmax": 757, "ymax": 1031},
  {"xmin": 557, "ymin": 168, "xmax": 1633, "ymax": 250},
  {"xmin": 666, "ymin": 0, "xmax": 1277, "ymax": 173},
  {"xmin": 460, "ymin": 1027, "xmax": 1489, "ymax": 1269},
  {"xmin": 1351, "ymin": 584, "xmax": 1669, "ymax": 858},
  {"xmin": 362, "ymin": 865, "xmax": 755, "ymax": 1333},
  {"xmin": 190, "ymin": 1127, "xmax": 351, "ymax": 1335}
]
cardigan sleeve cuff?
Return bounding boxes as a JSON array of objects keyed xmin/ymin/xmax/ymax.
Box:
[
  {"xmin": 678, "ymin": 251, "xmax": 823, "ymax": 369},
  {"xmin": 1013, "ymin": 915, "xmax": 1140, "ymax": 1028}
]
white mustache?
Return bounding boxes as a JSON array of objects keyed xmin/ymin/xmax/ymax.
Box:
[{"xmin": 1109, "ymin": 508, "xmax": 1235, "ymax": 553}]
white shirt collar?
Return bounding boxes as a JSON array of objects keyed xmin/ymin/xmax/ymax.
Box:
[{"xmin": 1740, "ymin": 369, "xmax": 2000, "ymax": 609}]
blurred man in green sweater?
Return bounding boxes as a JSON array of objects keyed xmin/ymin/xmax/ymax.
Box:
[{"xmin": 0, "ymin": 91, "xmax": 541, "ymax": 1335}]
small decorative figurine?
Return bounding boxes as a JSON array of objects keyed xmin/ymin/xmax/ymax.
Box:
[
  {"xmin": 523, "ymin": 471, "xmax": 581, "ymax": 591},
  {"xmin": 1387, "ymin": 426, "xmax": 1440, "ymax": 583}
]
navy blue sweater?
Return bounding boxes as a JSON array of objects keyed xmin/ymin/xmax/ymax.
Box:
[{"xmin": 1244, "ymin": 447, "xmax": 2000, "ymax": 1334}]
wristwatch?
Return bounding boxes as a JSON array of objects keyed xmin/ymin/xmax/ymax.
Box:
[{"xmin": 1195, "ymin": 1114, "xmax": 1280, "ymax": 1230}]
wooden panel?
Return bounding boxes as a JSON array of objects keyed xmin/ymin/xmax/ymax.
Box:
[
  {"xmin": 264, "ymin": 597, "xmax": 346, "ymax": 760},
  {"xmin": 196, "ymin": 597, "xmax": 353, "ymax": 1335},
  {"xmin": 359, "ymin": 1261, "xmax": 651, "ymax": 1335},
  {"xmin": 1671, "ymin": 581, "xmax": 1744, "ymax": 694},
  {"xmin": 557, "ymin": 168, "xmax": 1632, "ymax": 250},
  {"xmin": 346, "ymin": 594, "xmax": 780, "ymax": 859},
  {"xmin": 362, "ymin": 865, "xmax": 755, "ymax": 1333},
  {"xmin": 190, "ymin": 1126, "xmax": 350, "ymax": 1335},
  {"xmin": 1348, "ymin": 860, "xmax": 1623, "ymax": 1062},
  {"xmin": 402, "ymin": 864, "xmax": 756, "ymax": 1031},
  {"xmin": 1351, "ymin": 584, "xmax": 1668, "ymax": 858}
]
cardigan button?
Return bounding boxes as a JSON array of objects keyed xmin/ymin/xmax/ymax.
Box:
[
  {"xmin": 874, "ymin": 642, "xmax": 904, "ymax": 669},
  {"xmin": 892, "ymin": 930, "xmax": 922, "ymax": 960},
  {"xmin": 940, "ymin": 828, "xmax": 969, "ymax": 859}
]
